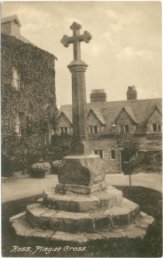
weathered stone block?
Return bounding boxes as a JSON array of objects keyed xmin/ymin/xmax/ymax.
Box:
[
  {"xmin": 44, "ymin": 191, "xmax": 101, "ymax": 212},
  {"xmin": 26, "ymin": 203, "xmax": 49, "ymax": 227},
  {"xmin": 58, "ymin": 155, "xmax": 106, "ymax": 186},
  {"xmin": 49, "ymin": 211, "xmax": 94, "ymax": 233},
  {"xmin": 29, "ymin": 229, "xmax": 54, "ymax": 239},
  {"xmin": 55, "ymin": 180, "xmax": 107, "ymax": 195},
  {"xmin": 11, "ymin": 216, "xmax": 34, "ymax": 237},
  {"xmin": 51, "ymin": 231, "xmax": 88, "ymax": 243},
  {"xmin": 94, "ymin": 188, "xmax": 123, "ymax": 210},
  {"xmin": 93, "ymin": 213, "xmax": 110, "ymax": 231}
]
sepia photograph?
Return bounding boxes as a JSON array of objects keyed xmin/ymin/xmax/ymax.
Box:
[{"xmin": 1, "ymin": 1, "xmax": 162, "ymax": 257}]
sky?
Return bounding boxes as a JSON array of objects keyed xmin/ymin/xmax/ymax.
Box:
[{"xmin": 2, "ymin": 1, "xmax": 162, "ymax": 107}]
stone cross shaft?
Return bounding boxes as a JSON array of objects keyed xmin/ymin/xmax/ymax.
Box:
[
  {"xmin": 61, "ymin": 22, "xmax": 92, "ymax": 154},
  {"xmin": 61, "ymin": 22, "xmax": 92, "ymax": 61}
]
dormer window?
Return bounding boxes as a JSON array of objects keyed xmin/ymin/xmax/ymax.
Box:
[
  {"xmin": 12, "ymin": 67, "xmax": 20, "ymax": 90},
  {"xmin": 152, "ymin": 124, "xmax": 157, "ymax": 132},
  {"xmin": 152, "ymin": 123, "xmax": 161, "ymax": 133},
  {"xmin": 89, "ymin": 126, "xmax": 98, "ymax": 134},
  {"xmin": 120, "ymin": 124, "xmax": 129, "ymax": 133},
  {"xmin": 15, "ymin": 113, "xmax": 21, "ymax": 136},
  {"xmin": 60, "ymin": 127, "xmax": 69, "ymax": 134}
]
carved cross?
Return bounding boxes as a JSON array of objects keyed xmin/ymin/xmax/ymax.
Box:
[{"xmin": 61, "ymin": 22, "xmax": 92, "ymax": 61}]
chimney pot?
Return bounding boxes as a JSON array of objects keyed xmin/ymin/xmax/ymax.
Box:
[
  {"xmin": 90, "ymin": 89, "xmax": 107, "ymax": 102},
  {"xmin": 127, "ymin": 86, "xmax": 137, "ymax": 100}
]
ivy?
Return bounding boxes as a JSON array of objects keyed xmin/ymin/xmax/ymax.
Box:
[{"xmin": 2, "ymin": 33, "xmax": 58, "ymax": 174}]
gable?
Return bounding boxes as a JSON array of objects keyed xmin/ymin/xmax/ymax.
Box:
[
  {"xmin": 115, "ymin": 108, "xmax": 137, "ymax": 125},
  {"xmin": 87, "ymin": 109, "xmax": 106, "ymax": 125},
  {"xmin": 58, "ymin": 112, "xmax": 72, "ymax": 127},
  {"xmin": 87, "ymin": 110, "xmax": 102, "ymax": 126},
  {"xmin": 146, "ymin": 108, "xmax": 161, "ymax": 125},
  {"xmin": 87, "ymin": 109, "xmax": 105, "ymax": 126}
]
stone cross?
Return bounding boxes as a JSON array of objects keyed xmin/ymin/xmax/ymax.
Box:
[
  {"xmin": 61, "ymin": 22, "xmax": 92, "ymax": 61},
  {"xmin": 61, "ymin": 22, "xmax": 92, "ymax": 154}
]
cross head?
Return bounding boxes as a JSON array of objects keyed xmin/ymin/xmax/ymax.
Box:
[{"xmin": 61, "ymin": 22, "xmax": 92, "ymax": 61}]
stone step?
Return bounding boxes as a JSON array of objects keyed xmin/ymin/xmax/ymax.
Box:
[
  {"xmin": 25, "ymin": 198, "xmax": 140, "ymax": 233},
  {"xmin": 10, "ymin": 210, "xmax": 154, "ymax": 243},
  {"xmin": 43, "ymin": 186, "xmax": 123, "ymax": 212}
]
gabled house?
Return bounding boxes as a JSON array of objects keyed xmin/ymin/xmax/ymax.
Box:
[{"xmin": 57, "ymin": 87, "xmax": 162, "ymax": 173}]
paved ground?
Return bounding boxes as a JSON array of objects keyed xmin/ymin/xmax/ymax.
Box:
[
  {"xmin": 2, "ymin": 172, "xmax": 162, "ymax": 203},
  {"xmin": 2, "ymin": 174, "xmax": 58, "ymax": 203},
  {"xmin": 106, "ymin": 172, "xmax": 162, "ymax": 192}
]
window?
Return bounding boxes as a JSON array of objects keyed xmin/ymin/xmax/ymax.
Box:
[
  {"xmin": 94, "ymin": 149, "xmax": 103, "ymax": 159},
  {"xmin": 120, "ymin": 124, "xmax": 130, "ymax": 133},
  {"xmin": 152, "ymin": 123, "xmax": 161, "ymax": 133},
  {"xmin": 12, "ymin": 67, "xmax": 20, "ymax": 90},
  {"xmin": 152, "ymin": 124, "xmax": 157, "ymax": 132},
  {"xmin": 89, "ymin": 125, "xmax": 99, "ymax": 134},
  {"xmin": 111, "ymin": 150, "xmax": 116, "ymax": 159},
  {"xmin": 60, "ymin": 127, "xmax": 69, "ymax": 134},
  {"xmin": 15, "ymin": 113, "xmax": 21, "ymax": 136},
  {"xmin": 124, "ymin": 124, "xmax": 129, "ymax": 133}
]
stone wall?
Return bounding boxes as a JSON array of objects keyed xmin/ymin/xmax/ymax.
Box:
[{"xmin": 90, "ymin": 138, "xmax": 122, "ymax": 174}]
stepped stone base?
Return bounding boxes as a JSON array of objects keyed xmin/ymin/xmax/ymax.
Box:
[
  {"xmin": 44, "ymin": 186, "xmax": 123, "ymax": 212},
  {"xmin": 9, "ymin": 154, "xmax": 154, "ymax": 251},
  {"xmin": 10, "ymin": 210, "xmax": 154, "ymax": 243}
]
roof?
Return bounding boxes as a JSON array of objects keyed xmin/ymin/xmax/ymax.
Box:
[
  {"xmin": 59, "ymin": 98, "xmax": 162, "ymax": 134},
  {"xmin": 2, "ymin": 15, "xmax": 21, "ymax": 27}
]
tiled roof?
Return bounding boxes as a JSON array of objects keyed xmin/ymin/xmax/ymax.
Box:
[{"xmin": 60, "ymin": 98, "xmax": 162, "ymax": 134}]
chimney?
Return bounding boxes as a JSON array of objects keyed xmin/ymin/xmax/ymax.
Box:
[
  {"xmin": 2, "ymin": 15, "xmax": 21, "ymax": 38},
  {"xmin": 127, "ymin": 86, "xmax": 137, "ymax": 100},
  {"xmin": 90, "ymin": 89, "xmax": 107, "ymax": 103}
]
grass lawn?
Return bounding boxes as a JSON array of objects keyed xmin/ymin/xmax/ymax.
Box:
[{"xmin": 2, "ymin": 186, "xmax": 162, "ymax": 257}]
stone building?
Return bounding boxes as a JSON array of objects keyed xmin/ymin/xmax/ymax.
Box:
[
  {"xmin": 1, "ymin": 15, "xmax": 57, "ymax": 175},
  {"xmin": 57, "ymin": 87, "xmax": 162, "ymax": 173}
]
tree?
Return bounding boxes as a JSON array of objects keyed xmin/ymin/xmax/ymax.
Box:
[{"xmin": 118, "ymin": 135, "xmax": 139, "ymax": 187}]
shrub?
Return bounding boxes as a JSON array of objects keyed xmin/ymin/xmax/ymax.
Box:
[
  {"xmin": 30, "ymin": 161, "xmax": 51, "ymax": 178},
  {"xmin": 137, "ymin": 151, "xmax": 162, "ymax": 172},
  {"xmin": 51, "ymin": 160, "xmax": 63, "ymax": 174}
]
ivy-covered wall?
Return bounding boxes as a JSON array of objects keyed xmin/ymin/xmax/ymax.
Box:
[{"xmin": 1, "ymin": 33, "xmax": 57, "ymax": 175}]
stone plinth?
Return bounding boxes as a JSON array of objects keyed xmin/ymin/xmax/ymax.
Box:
[{"xmin": 56, "ymin": 155, "xmax": 106, "ymax": 195}]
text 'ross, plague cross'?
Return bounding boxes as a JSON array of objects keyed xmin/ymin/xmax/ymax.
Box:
[{"xmin": 61, "ymin": 22, "xmax": 92, "ymax": 61}]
